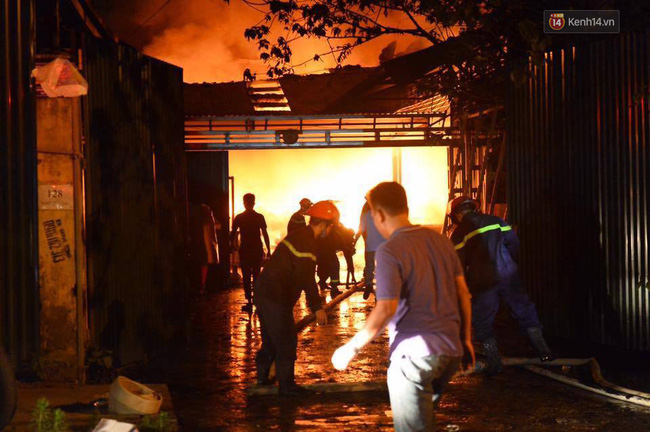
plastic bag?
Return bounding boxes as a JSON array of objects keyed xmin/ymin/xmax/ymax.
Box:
[
  {"xmin": 92, "ymin": 418, "xmax": 137, "ymax": 432},
  {"xmin": 32, "ymin": 58, "xmax": 88, "ymax": 98}
]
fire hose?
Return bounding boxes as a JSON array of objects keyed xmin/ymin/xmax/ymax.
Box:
[
  {"xmin": 253, "ymin": 286, "xmax": 650, "ymax": 407},
  {"xmin": 295, "ymin": 280, "xmax": 364, "ymax": 331},
  {"xmin": 499, "ymin": 357, "xmax": 650, "ymax": 408}
]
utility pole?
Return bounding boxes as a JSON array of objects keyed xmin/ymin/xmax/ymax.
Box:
[{"xmin": 392, "ymin": 148, "xmax": 402, "ymax": 183}]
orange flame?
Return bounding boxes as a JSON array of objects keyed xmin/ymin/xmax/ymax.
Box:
[
  {"xmin": 229, "ymin": 146, "xmax": 448, "ymax": 246},
  {"xmin": 103, "ymin": 0, "xmax": 430, "ymax": 83}
]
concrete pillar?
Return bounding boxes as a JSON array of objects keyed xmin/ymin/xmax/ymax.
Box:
[{"xmin": 36, "ymin": 98, "xmax": 86, "ymax": 382}]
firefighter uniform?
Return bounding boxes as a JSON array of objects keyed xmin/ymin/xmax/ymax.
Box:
[
  {"xmin": 316, "ymin": 225, "xmax": 355, "ymax": 294},
  {"xmin": 451, "ymin": 211, "xmax": 542, "ymax": 343},
  {"xmin": 254, "ymin": 225, "xmax": 323, "ymax": 390},
  {"xmin": 287, "ymin": 210, "xmax": 307, "ymax": 234}
]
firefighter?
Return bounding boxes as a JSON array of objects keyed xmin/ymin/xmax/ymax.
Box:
[
  {"xmin": 316, "ymin": 223, "xmax": 355, "ymax": 298},
  {"xmin": 254, "ymin": 201, "xmax": 335, "ymax": 396},
  {"xmin": 448, "ymin": 196, "xmax": 554, "ymax": 375},
  {"xmin": 287, "ymin": 198, "xmax": 313, "ymax": 234}
]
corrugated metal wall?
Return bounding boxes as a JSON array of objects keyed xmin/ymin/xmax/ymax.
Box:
[
  {"xmin": 83, "ymin": 36, "xmax": 187, "ymax": 366},
  {"xmin": 507, "ymin": 31, "xmax": 650, "ymax": 351},
  {"xmin": 0, "ymin": 0, "xmax": 40, "ymax": 365}
]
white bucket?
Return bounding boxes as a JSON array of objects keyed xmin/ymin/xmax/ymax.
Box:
[{"xmin": 108, "ymin": 376, "xmax": 163, "ymax": 415}]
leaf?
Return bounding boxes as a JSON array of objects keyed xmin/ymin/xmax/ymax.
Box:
[
  {"xmin": 31, "ymin": 398, "xmax": 51, "ymax": 432},
  {"xmin": 50, "ymin": 409, "xmax": 68, "ymax": 432}
]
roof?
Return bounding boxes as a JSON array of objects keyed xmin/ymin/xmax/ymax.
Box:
[
  {"xmin": 185, "ymin": 81, "xmax": 254, "ymax": 116},
  {"xmin": 184, "ymin": 66, "xmax": 398, "ymax": 116},
  {"xmin": 183, "ymin": 40, "xmax": 482, "ymax": 117},
  {"xmin": 279, "ymin": 67, "xmax": 383, "ymax": 114}
]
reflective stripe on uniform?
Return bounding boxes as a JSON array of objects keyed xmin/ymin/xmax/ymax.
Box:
[
  {"xmin": 454, "ymin": 224, "xmax": 512, "ymax": 250},
  {"xmin": 281, "ymin": 239, "xmax": 317, "ymax": 262}
]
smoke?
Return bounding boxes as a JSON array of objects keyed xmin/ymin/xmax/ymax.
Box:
[
  {"xmin": 97, "ymin": 0, "xmax": 266, "ymax": 83},
  {"xmin": 142, "ymin": 6, "xmax": 263, "ymax": 83},
  {"xmin": 96, "ymin": 0, "xmax": 432, "ymax": 83},
  {"xmin": 379, "ymin": 41, "xmax": 398, "ymax": 64}
]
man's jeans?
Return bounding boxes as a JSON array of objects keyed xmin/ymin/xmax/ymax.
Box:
[{"xmin": 387, "ymin": 354, "xmax": 461, "ymax": 432}]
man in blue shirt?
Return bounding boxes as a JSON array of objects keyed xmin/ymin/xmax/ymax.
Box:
[
  {"xmin": 354, "ymin": 201, "xmax": 386, "ymax": 300},
  {"xmin": 332, "ymin": 182, "xmax": 474, "ymax": 432}
]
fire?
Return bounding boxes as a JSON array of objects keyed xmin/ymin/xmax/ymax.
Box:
[
  {"xmin": 103, "ymin": 0, "xmax": 431, "ymax": 83},
  {"xmin": 229, "ymin": 146, "xmax": 448, "ymax": 246}
]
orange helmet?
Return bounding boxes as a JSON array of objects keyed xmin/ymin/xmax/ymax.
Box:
[
  {"xmin": 447, "ymin": 196, "xmax": 479, "ymax": 217},
  {"xmin": 306, "ymin": 200, "xmax": 340, "ymax": 223}
]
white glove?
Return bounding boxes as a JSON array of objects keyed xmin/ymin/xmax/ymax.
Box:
[{"xmin": 331, "ymin": 343, "xmax": 358, "ymax": 371}]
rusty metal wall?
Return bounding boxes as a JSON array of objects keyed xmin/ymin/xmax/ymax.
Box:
[
  {"xmin": 507, "ymin": 31, "xmax": 650, "ymax": 351},
  {"xmin": 82, "ymin": 36, "xmax": 187, "ymax": 366},
  {"xmin": 0, "ymin": 0, "xmax": 41, "ymax": 366}
]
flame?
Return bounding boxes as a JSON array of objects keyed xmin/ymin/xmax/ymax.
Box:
[
  {"xmin": 229, "ymin": 146, "xmax": 448, "ymax": 246},
  {"xmin": 102, "ymin": 0, "xmax": 432, "ymax": 83}
]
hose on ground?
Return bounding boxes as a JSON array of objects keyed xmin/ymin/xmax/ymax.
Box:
[
  {"xmin": 501, "ymin": 357, "xmax": 650, "ymax": 408},
  {"xmin": 295, "ymin": 280, "xmax": 365, "ymax": 331}
]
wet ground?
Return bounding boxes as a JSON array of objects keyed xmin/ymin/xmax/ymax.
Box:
[{"xmin": 166, "ymin": 286, "xmax": 650, "ymax": 431}]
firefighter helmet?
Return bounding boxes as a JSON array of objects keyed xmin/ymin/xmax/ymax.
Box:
[
  {"xmin": 306, "ymin": 200, "xmax": 340, "ymax": 223},
  {"xmin": 299, "ymin": 198, "xmax": 313, "ymax": 207},
  {"xmin": 448, "ymin": 196, "xmax": 479, "ymax": 217}
]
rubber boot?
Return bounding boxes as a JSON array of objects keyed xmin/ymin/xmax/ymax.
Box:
[
  {"xmin": 482, "ymin": 338, "xmax": 504, "ymax": 376},
  {"xmin": 256, "ymin": 355, "xmax": 274, "ymax": 386},
  {"xmin": 256, "ymin": 363, "xmax": 273, "ymax": 386},
  {"xmin": 526, "ymin": 327, "xmax": 555, "ymax": 362},
  {"xmin": 362, "ymin": 284, "xmax": 373, "ymax": 300}
]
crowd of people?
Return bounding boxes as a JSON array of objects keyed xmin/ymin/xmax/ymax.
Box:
[
  {"xmin": 230, "ymin": 193, "xmax": 386, "ymax": 308},
  {"xmin": 195, "ymin": 183, "xmax": 555, "ymax": 432}
]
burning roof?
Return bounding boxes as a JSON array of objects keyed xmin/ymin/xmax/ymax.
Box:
[
  {"xmin": 183, "ymin": 38, "xmax": 493, "ymax": 118},
  {"xmin": 184, "ymin": 66, "xmax": 396, "ymax": 116}
]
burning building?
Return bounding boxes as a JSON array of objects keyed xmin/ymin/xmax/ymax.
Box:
[{"xmin": 183, "ymin": 60, "xmax": 496, "ymax": 286}]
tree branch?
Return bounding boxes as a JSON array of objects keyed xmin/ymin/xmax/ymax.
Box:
[{"xmin": 403, "ymin": 8, "xmax": 438, "ymax": 44}]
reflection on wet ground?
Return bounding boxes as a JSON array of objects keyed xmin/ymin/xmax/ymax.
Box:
[{"xmin": 168, "ymin": 287, "xmax": 650, "ymax": 431}]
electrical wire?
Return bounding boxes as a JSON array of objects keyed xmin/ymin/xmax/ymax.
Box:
[{"xmin": 128, "ymin": 0, "xmax": 175, "ymax": 39}]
